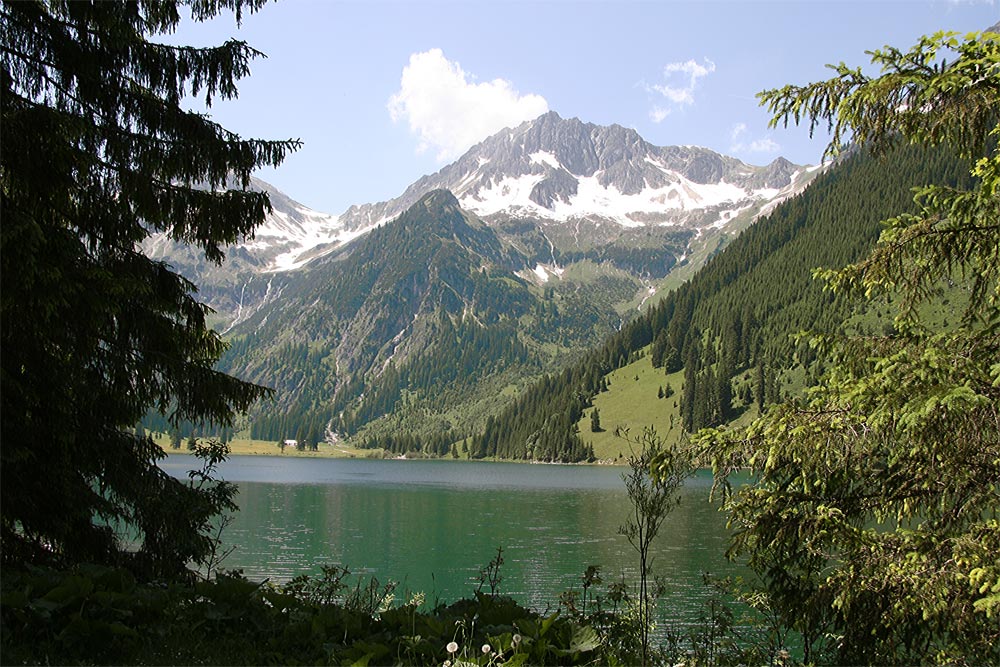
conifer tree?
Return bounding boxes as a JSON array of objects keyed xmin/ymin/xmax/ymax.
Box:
[
  {"xmin": 688, "ymin": 29, "xmax": 1000, "ymax": 664},
  {"xmin": 1, "ymin": 0, "xmax": 299, "ymax": 576},
  {"xmin": 590, "ymin": 408, "xmax": 602, "ymax": 433}
]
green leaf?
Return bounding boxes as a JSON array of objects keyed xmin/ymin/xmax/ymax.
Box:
[{"xmin": 568, "ymin": 625, "xmax": 600, "ymax": 653}]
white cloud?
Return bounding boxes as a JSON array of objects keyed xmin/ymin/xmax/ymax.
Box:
[
  {"xmin": 645, "ymin": 57, "xmax": 715, "ymax": 122},
  {"xmin": 748, "ymin": 137, "xmax": 781, "ymax": 153},
  {"xmin": 730, "ymin": 122, "xmax": 780, "ymax": 155},
  {"xmin": 388, "ymin": 49, "xmax": 549, "ymax": 161},
  {"xmin": 650, "ymin": 106, "xmax": 671, "ymax": 123}
]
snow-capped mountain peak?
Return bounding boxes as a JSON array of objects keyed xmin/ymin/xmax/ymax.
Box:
[
  {"xmin": 148, "ymin": 111, "xmax": 817, "ymax": 277},
  {"xmin": 337, "ymin": 110, "xmax": 810, "ymax": 234}
]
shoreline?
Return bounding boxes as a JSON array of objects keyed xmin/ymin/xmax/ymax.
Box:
[{"xmin": 158, "ymin": 443, "xmax": 627, "ymax": 467}]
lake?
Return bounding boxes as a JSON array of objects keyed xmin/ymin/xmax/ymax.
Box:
[{"xmin": 161, "ymin": 455, "xmax": 738, "ymax": 622}]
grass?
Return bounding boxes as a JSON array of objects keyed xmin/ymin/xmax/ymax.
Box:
[
  {"xmin": 573, "ymin": 349, "xmax": 787, "ymax": 465},
  {"xmin": 574, "ymin": 349, "xmax": 686, "ymax": 463},
  {"xmin": 153, "ymin": 434, "xmax": 378, "ymax": 459}
]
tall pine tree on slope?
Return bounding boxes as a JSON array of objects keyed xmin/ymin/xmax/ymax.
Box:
[
  {"xmin": 687, "ymin": 29, "xmax": 1000, "ymax": 664},
  {"xmin": 1, "ymin": 0, "xmax": 298, "ymax": 577}
]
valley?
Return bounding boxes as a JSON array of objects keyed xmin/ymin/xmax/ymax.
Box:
[
  {"xmin": 144, "ymin": 112, "xmax": 822, "ymax": 453},
  {"xmin": 147, "ymin": 133, "xmax": 970, "ymax": 465}
]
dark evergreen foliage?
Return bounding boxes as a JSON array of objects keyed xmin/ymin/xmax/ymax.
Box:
[
  {"xmin": 222, "ymin": 190, "xmax": 631, "ymax": 448},
  {"xmin": 1, "ymin": 0, "xmax": 297, "ymax": 575},
  {"xmin": 0, "ymin": 564, "xmax": 603, "ymax": 666},
  {"xmin": 696, "ymin": 30, "xmax": 1000, "ymax": 663}
]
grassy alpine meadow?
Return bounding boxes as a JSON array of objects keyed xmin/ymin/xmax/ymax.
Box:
[
  {"xmin": 153, "ymin": 434, "xmax": 381, "ymax": 459},
  {"xmin": 577, "ymin": 353, "xmax": 684, "ymax": 462},
  {"xmin": 577, "ymin": 348, "xmax": 769, "ymax": 463}
]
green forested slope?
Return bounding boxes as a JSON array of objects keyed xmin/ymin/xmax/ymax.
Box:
[
  {"xmin": 470, "ymin": 143, "xmax": 974, "ymax": 461},
  {"xmin": 197, "ymin": 191, "xmax": 617, "ymax": 460}
]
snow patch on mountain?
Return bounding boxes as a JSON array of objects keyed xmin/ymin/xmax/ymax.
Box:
[
  {"xmin": 461, "ymin": 173, "xmax": 543, "ymax": 216},
  {"xmin": 519, "ymin": 262, "xmax": 563, "ymax": 284},
  {"xmin": 708, "ymin": 206, "xmax": 748, "ymax": 229},
  {"xmin": 459, "ymin": 167, "xmax": 779, "ymax": 227},
  {"xmin": 153, "ymin": 113, "xmax": 822, "ymax": 277},
  {"xmin": 749, "ymin": 167, "xmax": 816, "ymax": 221},
  {"xmin": 246, "ymin": 204, "xmax": 345, "ymax": 271},
  {"xmin": 530, "ymin": 150, "xmax": 562, "ymax": 169}
]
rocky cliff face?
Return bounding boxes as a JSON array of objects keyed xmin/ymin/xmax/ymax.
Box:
[{"xmin": 339, "ymin": 111, "xmax": 809, "ymax": 230}]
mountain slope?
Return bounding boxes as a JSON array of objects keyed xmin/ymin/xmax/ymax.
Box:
[
  {"xmin": 217, "ymin": 191, "xmax": 610, "ymax": 457},
  {"xmin": 336, "ymin": 112, "xmax": 818, "ymax": 312},
  {"xmin": 470, "ymin": 142, "xmax": 976, "ymax": 461},
  {"xmin": 144, "ymin": 114, "xmax": 826, "ymax": 452},
  {"xmin": 341, "ymin": 111, "xmax": 807, "ymax": 230},
  {"xmin": 146, "ymin": 112, "xmax": 819, "ymax": 333},
  {"xmin": 143, "ymin": 176, "xmax": 347, "ymax": 331}
]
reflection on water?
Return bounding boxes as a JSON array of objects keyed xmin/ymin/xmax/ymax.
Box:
[{"xmin": 161, "ymin": 456, "xmax": 739, "ymax": 620}]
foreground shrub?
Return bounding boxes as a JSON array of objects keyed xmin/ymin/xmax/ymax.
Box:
[{"xmin": 0, "ymin": 564, "xmax": 601, "ymax": 666}]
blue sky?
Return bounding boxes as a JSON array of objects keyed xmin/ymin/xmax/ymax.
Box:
[{"xmin": 168, "ymin": 0, "xmax": 998, "ymax": 214}]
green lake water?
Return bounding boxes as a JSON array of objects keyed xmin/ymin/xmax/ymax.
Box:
[{"xmin": 161, "ymin": 456, "xmax": 739, "ymax": 622}]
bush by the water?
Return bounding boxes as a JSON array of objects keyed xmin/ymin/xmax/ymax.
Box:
[{"xmin": 0, "ymin": 564, "xmax": 605, "ymax": 666}]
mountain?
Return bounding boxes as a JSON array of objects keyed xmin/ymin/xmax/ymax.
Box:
[
  {"xmin": 145, "ymin": 112, "xmax": 819, "ymax": 333},
  {"xmin": 468, "ymin": 142, "xmax": 977, "ymax": 462},
  {"xmin": 339, "ymin": 111, "xmax": 807, "ymax": 232},
  {"xmin": 145, "ymin": 112, "xmax": 824, "ymax": 450},
  {"xmin": 143, "ymin": 176, "xmax": 346, "ymax": 331},
  {"xmin": 227, "ymin": 189, "xmax": 528, "ymax": 381},
  {"xmin": 144, "ymin": 177, "xmax": 345, "ymax": 273},
  {"xmin": 215, "ymin": 189, "xmax": 613, "ymax": 458}
]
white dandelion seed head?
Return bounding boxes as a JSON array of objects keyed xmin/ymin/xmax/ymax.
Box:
[{"xmin": 446, "ymin": 641, "xmax": 459, "ymax": 654}]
